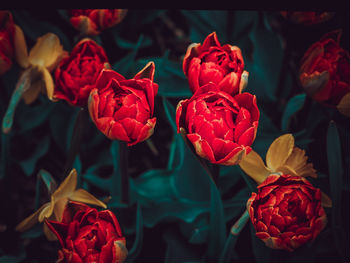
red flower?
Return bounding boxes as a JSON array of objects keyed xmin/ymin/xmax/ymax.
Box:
[
  {"xmin": 247, "ymin": 174, "xmax": 327, "ymax": 251},
  {"xmin": 176, "ymin": 83, "xmax": 259, "ymax": 165},
  {"xmin": 54, "ymin": 39, "xmax": 110, "ymax": 107},
  {"xmin": 183, "ymin": 32, "xmax": 248, "ymax": 95},
  {"xmin": 88, "ymin": 62, "xmax": 158, "ymax": 146},
  {"xmin": 299, "ymin": 30, "xmax": 350, "ymax": 116},
  {"xmin": 70, "ymin": 9, "xmax": 127, "ymax": 36},
  {"xmin": 0, "ymin": 11, "xmax": 15, "ymax": 75},
  {"xmin": 45, "ymin": 201, "xmax": 127, "ymax": 263}
]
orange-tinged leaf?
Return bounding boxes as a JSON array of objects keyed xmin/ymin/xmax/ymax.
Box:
[
  {"xmin": 43, "ymin": 221, "xmax": 58, "ymax": 241},
  {"xmin": 266, "ymin": 134, "xmax": 294, "ymax": 171},
  {"xmin": 15, "ymin": 202, "xmax": 50, "ymax": 232},
  {"xmin": 70, "ymin": 189, "xmax": 107, "ymax": 209},
  {"xmin": 239, "ymin": 150, "xmax": 271, "ymax": 184}
]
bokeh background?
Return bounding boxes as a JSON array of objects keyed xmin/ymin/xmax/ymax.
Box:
[{"xmin": 1, "ymin": 9, "xmax": 350, "ymax": 263}]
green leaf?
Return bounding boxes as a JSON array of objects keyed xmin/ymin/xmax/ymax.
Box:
[
  {"xmin": 281, "ymin": 93, "xmax": 306, "ymax": 132},
  {"xmin": 206, "ymin": 181, "xmax": 226, "ymax": 261},
  {"xmin": 219, "ymin": 210, "xmax": 249, "ymax": 263},
  {"xmin": 136, "ymin": 52, "xmax": 191, "ymax": 98},
  {"xmin": 18, "ymin": 135, "xmax": 50, "ymax": 176},
  {"xmin": 112, "ymin": 35, "xmax": 144, "ymax": 77},
  {"xmin": 327, "ymin": 121, "xmax": 350, "ymax": 262},
  {"xmin": 245, "ymin": 13, "xmax": 284, "ymax": 103},
  {"xmin": 125, "ymin": 203, "xmax": 143, "ymax": 263},
  {"xmin": 0, "ymin": 133, "xmax": 9, "ymax": 179},
  {"xmin": 114, "ymin": 34, "xmax": 153, "ymax": 50}
]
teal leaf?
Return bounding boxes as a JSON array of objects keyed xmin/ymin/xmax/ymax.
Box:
[
  {"xmin": 112, "ymin": 35, "xmax": 144, "ymax": 77},
  {"xmin": 18, "ymin": 135, "xmax": 50, "ymax": 176},
  {"xmin": 136, "ymin": 52, "xmax": 191, "ymax": 98},
  {"xmin": 327, "ymin": 121, "xmax": 350, "ymax": 262},
  {"xmin": 281, "ymin": 93, "xmax": 306, "ymax": 132},
  {"xmin": 206, "ymin": 181, "xmax": 226, "ymax": 261},
  {"xmin": 125, "ymin": 203, "xmax": 143, "ymax": 263},
  {"xmin": 245, "ymin": 13, "xmax": 284, "ymax": 103}
]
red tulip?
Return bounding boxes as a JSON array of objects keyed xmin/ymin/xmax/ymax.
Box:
[
  {"xmin": 299, "ymin": 30, "xmax": 350, "ymax": 116},
  {"xmin": 176, "ymin": 83, "xmax": 259, "ymax": 165},
  {"xmin": 45, "ymin": 201, "xmax": 127, "ymax": 263},
  {"xmin": 70, "ymin": 9, "xmax": 127, "ymax": 36},
  {"xmin": 247, "ymin": 173, "xmax": 327, "ymax": 251},
  {"xmin": 0, "ymin": 11, "xmax": 15, "ymax": 75},
  {"xmin": 183, "ymin": 32, "xmax": 248, "ymax": 95},
  {"xmin": 88, "ymin": 62, "xmax": 158, "ymax": 146},
  {"xmin": 54, "ymin": 38, "xmax": 110, "ymax": 107}
]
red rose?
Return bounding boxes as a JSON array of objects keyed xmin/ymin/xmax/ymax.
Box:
[
  {"xmin": 45, "ymin": 201, "xmax": 127, "ymax": 263},
  {"xmin": 88, "ymin": 62, "xmax": 158, "ymax": 146},
  {"xmin": 183, "ymin": 32, "xmax": 248, "ymax": 95},
  {"xmin": 54, "ymin": 39, "xmax": 110, "ymax": 107},
  {"xmin": 70, "ymin": 9, "xmax": 127, "ymax": 36},
  {"xmin": 247, "ymin": 174, "xmax": 327, "ymax": 251},
  {"xmin": 176, "ymin": 83, "xmax": 259, "ymax": 165},
  {"xmin": 299, "ymin": 30, "xmax": 350, "ymax": 113},
  {"xmin": 0, "ymin": 11, "xmax": 15, "ymax": 75}
]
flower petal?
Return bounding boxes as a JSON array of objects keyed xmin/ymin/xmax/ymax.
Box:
[
  {"xmin": 266, "ymin": 134, "xmax": 295, "ymax": 171},
  {"xmin": 28, "ymin": 33, "xmax": 64, "ymax": 68},
  {"xmin": 52, "ymin": 169, "xmax": 78, "ymax": 201},
  {"xmin": 239, "ymin": 150, "xmax": 271, "ymax": 184},
  {"xmin": 15, "ymin": 202, "xmax": 50, "ymax": 232},
  {"xmin": 321, "ymin": 192, "xmax": 332, "ymax": 208},
  {"xmin": 70, "ymin": 189, "xmax": 107, "ymax": 209}
]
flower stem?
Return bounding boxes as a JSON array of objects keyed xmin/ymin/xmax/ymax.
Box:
[
  {"xmin": 119, "ymin": 141, "xmax": 129, "ymax": 204},
  {"xmin": 219, "ymin": 210, "xmax": 250, "ymax": 263},
  {"xmin": 212, "ymin": 164, "xmax": 220, "ymax": 185},
  {"xmin": 62, "ymin": 107, "xmax": 88, "ymax": 178}
]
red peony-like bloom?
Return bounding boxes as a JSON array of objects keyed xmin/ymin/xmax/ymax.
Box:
[
  {"xmin": 247, "ymin": 173, "xmax": 327, "ymax": 251},
  {"xmin": 176, "ymin": 83, "xmax": 259, "ymax": 165},
  {"xmin": 299, "ymin": 30, "xmax": 350, "ymax": 116},
  {"xmin": 88, "ymin": 62, "xmax": 158, "ymax": 146},
  {"xmin": 183, "ymin": 32, "xmax": 248, "ymax": 96},
  {"xmin": 0, "ymin": 10, "xmax": 15, "ymax": 75},
  {"xmin": 70, "ymin": 9, "xmax": 127, "ymax": 36},
  {"xmin": 45, "ymin": 201, "xmax": 127, "ymax": 263},
  {"xmin": 54, "ymin": 38, "xmax": 110, "ymax": 107}
]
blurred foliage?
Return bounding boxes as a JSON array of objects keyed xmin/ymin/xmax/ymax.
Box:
[{"xmin": 1, "ymin": 9, "xmax": 350, "ymax": 263}]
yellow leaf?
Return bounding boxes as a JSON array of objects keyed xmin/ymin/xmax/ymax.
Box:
[
  {"xmin": 28, "ymin": 33, "xmax": 64, "ymax": 69},
  {"xmin": 16, "ymin": 202, "xmax": 50, "ymax": 232},
  {"xmin": 43, "ymin": 220, "xmax": 58, "ymax": 241},
  {"xmin": 70, "ymin": 189, "xmax": 107, "ymax": 209},
  {"xmin": 239, "ymin": 150, "xmax": 271, "ymax": 184},
  {"xmin": 13, "ymin": 25, "xmax": 30, "ymax": 68},
  {"xmin": 265, "ymin": 134, "xmax": 294, "ymax": 171}
]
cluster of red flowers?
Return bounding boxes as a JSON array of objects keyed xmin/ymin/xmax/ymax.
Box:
[
  {"xmin": 176, "ymin": 32, "xmax": 259, "ymax": 165},
  {"xmin": 0, "ymin": 9, "xmax": 338, "ymax": 261}
]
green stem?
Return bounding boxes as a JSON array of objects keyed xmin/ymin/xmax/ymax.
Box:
[
  {"xmin": 62, "ymin": 107, "xmax": 88, "ymax": 178},
  {"xmin": 119, "ymin": 141, "xmax": 129, "ymax": 204},
  {"xmin": 212, "ymin": 164, "xmax": 220, "ymax": 185},
  {"xmin": 219, "ymin": 210, "xmax": 250, "ymax": 263}
]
